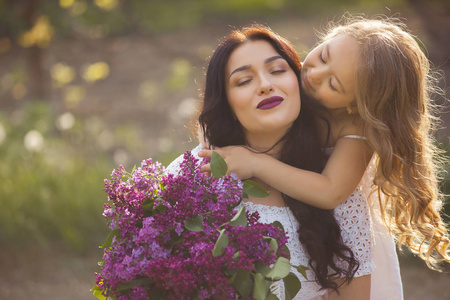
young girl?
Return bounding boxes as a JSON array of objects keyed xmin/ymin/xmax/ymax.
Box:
[{"xmin": 198, "ymin": 16, "xmax": 450, "ymax": 298}]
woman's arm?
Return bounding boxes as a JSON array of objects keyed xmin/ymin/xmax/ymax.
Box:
[{"xmin": 198, "ymin": 138, "xmax": 373, "ymax": 210}]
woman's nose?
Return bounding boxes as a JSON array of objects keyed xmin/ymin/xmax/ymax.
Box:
[{"xmin": 258, "ymin": 75, "xmax": 273, "ymax": 95}]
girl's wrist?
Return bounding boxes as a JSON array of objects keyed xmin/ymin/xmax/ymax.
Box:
[{"xmin": 250, "ymin": 152, "xmax": 267, "ymax": 179}]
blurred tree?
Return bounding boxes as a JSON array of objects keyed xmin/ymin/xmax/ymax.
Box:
[
  {"xmin": 0, "ymin": 0, "xmax": 448, "ymax": 102},
  {"xmin": 407, "ymin": 0, "xmax": 450, "ymax": 67},
  {"xmin": 5, "ymin": 0, "xmax": 49, "ymax": 100}
]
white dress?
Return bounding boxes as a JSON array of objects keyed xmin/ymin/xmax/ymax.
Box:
[
  {"xmin": 361, "ymin": 156, "xmax": 404, "ymax": 300},
  {"xmin": 326, "ymin": 136, "xmax": 404, "ymax": 299},
  {"xmin": 166, "ymin": 144, "xmax": 375, "ymax": 300}
]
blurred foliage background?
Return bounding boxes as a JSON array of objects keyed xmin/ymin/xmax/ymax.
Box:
[{"xmin": 0, "ymin": 0, "xmax": 448, "ymax": 258}]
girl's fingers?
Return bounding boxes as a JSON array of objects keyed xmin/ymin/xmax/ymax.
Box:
[
  {"xmin": 200, "ymin": 164, "xmax": 211, "ymax": 173},
  {"xmin": 198, "ymin": 150, "xmax": 211, "ymax": 157},
  {"xmin": 198, "ymin": 149, "xmax": 219, "ymax": 158}
]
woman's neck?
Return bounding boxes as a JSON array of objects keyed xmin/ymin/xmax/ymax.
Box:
[{"xmin": 244, "ymin": 132, "xmax": 284, "ymax": 158}]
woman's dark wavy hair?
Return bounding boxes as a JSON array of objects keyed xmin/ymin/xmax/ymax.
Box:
[{"xmin": 198, "ymin": 24, "xmax": 359, "ymax": 291}]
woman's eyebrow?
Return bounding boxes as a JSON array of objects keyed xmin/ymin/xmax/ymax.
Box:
[
  {"xmin": 229, "ymin": 65, "xmax": 250, "ymax": 79},
  {"xmin": 229, "ymin": 55, "xmax": 284, "ymax": 79},
  {"xmin": 265, "ymin": 55, "xmax": 284, "ymax": 64}
]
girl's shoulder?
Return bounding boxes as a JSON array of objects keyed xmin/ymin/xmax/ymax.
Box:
[{"xmin": 335, "ymin": 114, "xmax": 364, "ymax": 140}]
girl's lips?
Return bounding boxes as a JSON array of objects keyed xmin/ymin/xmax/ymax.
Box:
[
  {"xmin": 303, "ymin": 74, "xmax": 312, "ymax": 88},
  {"xmin": 257, "ymin": 96, "xmax": 284, "ymax": 110}
]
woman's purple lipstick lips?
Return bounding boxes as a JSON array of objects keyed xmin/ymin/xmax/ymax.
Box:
[{"xmin": 257, "ymin": 96, "xmax": 284, "ymax": 110}]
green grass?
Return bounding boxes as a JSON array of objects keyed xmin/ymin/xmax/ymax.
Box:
[{"xmin": 0, "ymin": 101, "xmax": 113, "ymax": 253}]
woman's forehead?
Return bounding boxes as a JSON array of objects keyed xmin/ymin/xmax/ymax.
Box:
[{"xmin": 227, "ymin": 40, "xmax": 281, "ymax": 72}]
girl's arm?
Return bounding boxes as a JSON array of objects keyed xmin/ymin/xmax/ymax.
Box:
[
  {"xmin": 198, "ymin": 138, "xmax": 373, "ymax": 210},
  {"xmin": 328, "ymin": 275, "xmax": 371, "ymax": 300}
]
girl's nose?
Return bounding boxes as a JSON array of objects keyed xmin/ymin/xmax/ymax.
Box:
[{"xmin": 309, "ymin": 66, "xmax": 325, "ymax": 84}]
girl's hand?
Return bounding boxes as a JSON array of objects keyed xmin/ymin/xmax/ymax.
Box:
[{"xmin": 198, "ymin": 146, "xmax": 257, "ymax": 180}]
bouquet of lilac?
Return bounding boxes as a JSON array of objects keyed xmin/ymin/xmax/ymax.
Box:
[{"xmin": 92, "ymin": 151, "xmax": 305, "ymax": 300}]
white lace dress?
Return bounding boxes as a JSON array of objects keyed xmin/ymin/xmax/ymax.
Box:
[
  {"xmin": 361, "ymin": 156, "xmax": 404, "ymax": 300},
  {"xmin": 166, "ymin": 144, "xmax": 375, "ymax": 300},
  {"xmin": 326, "ymin": 136, "xmax": 404, "ymax": 300}
]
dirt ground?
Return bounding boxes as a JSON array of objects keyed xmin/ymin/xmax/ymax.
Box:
[
  {"xmin": 1, "ymin": 13, "xmax": 449, "ymax": 300},
  {"xmin": 0, "ymin": 245, "xmax": 449, "ymax": 300}
]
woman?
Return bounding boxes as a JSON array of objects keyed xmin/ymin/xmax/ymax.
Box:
[{"xmin": 166, "ymin": 25, "xmax": 373, "ymax": 299}]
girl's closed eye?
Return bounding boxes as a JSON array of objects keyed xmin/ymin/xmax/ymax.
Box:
[
  {"xmin": 329, "ymin": 79, "xmax": 337, "ymax": 91},
  {"xmin": 319, "ymin": 51, "xmax": 326, "ymax": 63}
]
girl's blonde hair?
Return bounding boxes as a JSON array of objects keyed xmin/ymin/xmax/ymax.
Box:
[{"xmin": 323, "ymin": 16, "xmax": 449, "ymax": 269}]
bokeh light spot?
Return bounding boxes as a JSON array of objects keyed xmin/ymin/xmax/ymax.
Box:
[
  {"xmin": 24, "ymin": 130, "xmax": 44, "ymax": 152},
  {"xmin": 82, "ymin": 62, "xmax": 110, "ymax": 83},
  {"xmin": 12, "ymin": 83, "xmax": 26, "ymax": 100},
  {"xmin": 56, "ymin": 112, "xmax": 76, "ymax": 131},
  {"xmin": 98, "ymin": 129, "xmax": 115, "ymax": 150},
  {"xmin": 0, "ymin": 123, "xmax": 6, "ymax": 145},
  {"xmin": 177, "ymin": 97, "xmax": 197, "ymax": 118},
  {"xmin": 158, "ymin": 137, "xmax": 174, "ymax": 153},
  {"xmin": 113, "ymin": 149, "xmax": 128, "ymax": 166},
  {"xmin": 17, "ymin": 16, "xmax": 55, "ymax": 49},
  {"xmin": 0, "ymin": 37, "xmax": 11, "ymax": 54},
  {"xmin": 64, "ymin": 85, "xmax": 86, "ymax": 108},
  {"xmin": 59, "ymin": 0, "xmax": 75, "ymax": 8},
  {"xmin": 51, "ymin": 63, "xmax": 76, "ymax": 88},
  {"xmin": 94, "ymin": 0, "xmax": 118, "ymax": 11}
]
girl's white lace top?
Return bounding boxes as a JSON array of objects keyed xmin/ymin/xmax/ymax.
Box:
[{"xmin": 165, "ymin": 144, "xmax": 375, "ymax": 300}]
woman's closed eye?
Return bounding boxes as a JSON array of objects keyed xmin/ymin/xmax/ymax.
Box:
[
  {"xmin": 236, "ymin": 77, "xmax": 252, "ymax": 87},
  {"xmin": 271, "ymin": 68, "xmax": 286, "ymax": 75}
]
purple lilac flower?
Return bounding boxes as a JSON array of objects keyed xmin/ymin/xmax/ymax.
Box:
[{"xmin": 95, "ymin": 151, "xmax": 290, "ymax": 299}]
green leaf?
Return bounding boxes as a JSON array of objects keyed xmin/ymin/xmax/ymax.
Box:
[
  {"xmin": 272, "ymin": 221, "xmax": 285, "ymax": 231},
  {"xmin": 243, "ymin": 180, "xmax": 269, "ymax": 198},
  {"xmin": 283, "ymin": 244, "xmax": 291, "ymax": 259},
  {"xmin": 234, "ymin": 276, "xmax": 253, "ymax": 298},
  {"xmin": 184, "ymin": 215, "xmax": 204, "ymax": 232},
  {"xmin": 266, "ymin": 257, "xmax": 291, "ymax": 280},
  {"xmin": 210, "ymin": 150, "xmax": 227, "ymax": 178},
  {"xmin": 142, "ymin": 200, "xmax": 155, "ymax": 213},
  {"xmin": 253, "ymin": 272, "xmax": 268, "ymax": 300},
  {"xmin": 229, "ymin": 269, "xmax": 251, "ymax": 285},
  {"xmin": 255, "ymin": 262, "xmax": 272, "ymax": 277},
  {"xmin": 91, "ymin": 284, "xmax": 107, "ymax": 300},
  {"xmin": 116, "ymin": 278, "xmax": 153, "ymax": 292},
  {"xmin": 229, "ymin": 206, "xmax": 247, "ymax": 227},
  {"xmin": 232, "ymin": 251, "xmax": 241, "ymax": 260},
  {"xmin": 142, "ymin": 197, "xmax": 154, "ymax": 205},
  {"xmin": 154, "ymin": 201, "xmax": 168, "ymax": 214},
  {"xmin": 263, "ymin": 236, "xmax": 278, "ymax": 254},
  {"xmin": 212, "ymin": 228, "xmax": 229, "ymax": 257},
  {"xmin": 99, "ymin": 228, "xmax": 120, "ymax": 249},
  {"xmin": 265, "ymin": 292, "xmax": 279, "ymax": 300},
  {"xmin": 283, "ymin": 272, "xmax": 302, "ymax": 300},
  {"xmin": 296, "ymin": 265, "xmax": 309, "ymax": 280}
]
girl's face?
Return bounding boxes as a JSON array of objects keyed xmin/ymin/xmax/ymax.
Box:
[
  {"xmin": 225, "ymin": 40, "xmax": 301, "ymax": 145},
  {"xmin": 301, "ymin": 34, "xmax": 359, "ymax": 110}
]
